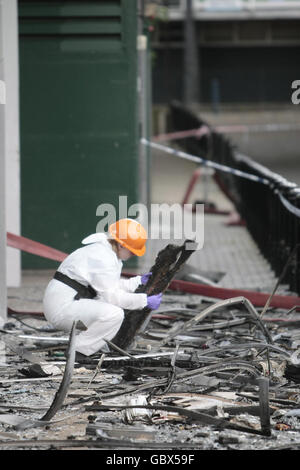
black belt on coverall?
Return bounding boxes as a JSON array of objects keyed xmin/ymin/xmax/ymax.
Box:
[{"xmin": 53, "ymin": 271, "xmax": 97, "ymax": 300}]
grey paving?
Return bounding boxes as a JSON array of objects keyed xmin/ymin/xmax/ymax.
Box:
[{"xmin": 138, "ymin": 212, "xmax": 277, "ymax": 293}]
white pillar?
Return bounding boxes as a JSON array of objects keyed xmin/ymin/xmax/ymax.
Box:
[
  {"xmin": 3, "ymin": 0, "xmax": 21, "ymax": 287},
  {"xmin": 0, "ymin": 0, "xmax": 7, "ymax": 326}
]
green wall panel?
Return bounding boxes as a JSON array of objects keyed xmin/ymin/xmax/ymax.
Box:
[{"xmin": 19, "ymin": 0, "xmax": 139, "ymax": 268}]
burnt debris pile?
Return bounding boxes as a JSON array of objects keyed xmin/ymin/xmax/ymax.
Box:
[{"xmin": 1, "ymin": 242, "xmax": 300, "ymax": 450}]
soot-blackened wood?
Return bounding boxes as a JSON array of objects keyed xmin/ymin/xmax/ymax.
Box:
[{"xmin": 113, "ymin": 240, "xmax": 196, "ymax": 350}]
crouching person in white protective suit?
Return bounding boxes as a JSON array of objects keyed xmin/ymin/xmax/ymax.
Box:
[{"xmin": 43, "ymin": 218, "xmax": 162, "ymax": 358}]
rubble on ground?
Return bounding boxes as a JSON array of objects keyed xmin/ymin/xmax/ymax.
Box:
[{"xmin": 2, "ymin": 287, "xmax": 300, "ymax": 450}]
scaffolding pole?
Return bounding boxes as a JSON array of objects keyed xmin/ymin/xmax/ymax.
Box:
[{"xmin": 0, "ymin": 0, "xmax": 7, "ymax": 326}]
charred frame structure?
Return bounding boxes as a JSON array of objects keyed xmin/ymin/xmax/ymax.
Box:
[{"xmin": 113, "ymin": 239, "xmax": 196, "ymax": 349}]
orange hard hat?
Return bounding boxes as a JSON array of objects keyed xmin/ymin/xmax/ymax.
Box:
[{"xmin": 108, "ymin": 218, "xmax": 147, "ymax": 257}]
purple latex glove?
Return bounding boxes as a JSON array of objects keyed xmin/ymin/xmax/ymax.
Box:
[
  {"xmin": 147, "ymin": 293, "xmax": 162, "ymax": 310},
  {"xmin": 141, "ymin": 272, "xmax": 152, "ymax": 285}
]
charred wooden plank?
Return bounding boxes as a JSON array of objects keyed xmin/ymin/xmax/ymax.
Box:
[
  {"xmin": 40, "ymin": 321, "xmax": 76, "ymax": 422},
  {"xmin": 258, "ymin": 377, "xmax": 271, "ymax": 436},
  {"xmin": 113, "ymin": 240, "xmax": 196, "ymax": 349}
]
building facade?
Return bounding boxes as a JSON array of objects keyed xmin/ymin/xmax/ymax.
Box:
[
  {"xmin": 19, "ymin": 0, "xmax": 150, "ymax": 269},
  {"xmin": 152, "ymin": 0, "xmax": 300, "ymax": 104}
]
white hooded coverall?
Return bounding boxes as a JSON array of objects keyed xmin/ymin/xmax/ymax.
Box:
[{"xmin": 43, "ymin": 233, "xmax": 148, "ymax": 356}]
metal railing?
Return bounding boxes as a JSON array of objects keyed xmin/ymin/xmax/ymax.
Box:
[
  {"xmin": 166, "ymin": 0, "xmax": 300, "ymax": 19},
  {"xmin": 169, "ymin": 101, "xmax": 300, "ymax": 295},
  {"xmin": 167, "ymin": 0, "xmax": 300, "ymax": 10}
]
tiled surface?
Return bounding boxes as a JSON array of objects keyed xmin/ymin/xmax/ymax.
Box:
[{"xmin": 138, "ymin": 211, "xmax": 277, "ymax": 292}]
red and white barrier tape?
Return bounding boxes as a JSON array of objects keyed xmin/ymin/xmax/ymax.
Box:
[
  {"xmin": 153, "ymin": 123, "xmax": 300, "ymax": 143},
  {"xmin": 6, "ymin": 232, "xmax": 300, "ymax": 312},
  {"xmin": 7, "ymin": 232, "xmax": 67, "ymax": 262},
  {"xmin": 153, "ymin": 126, "xmax": 211, "ymax": 142}
]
